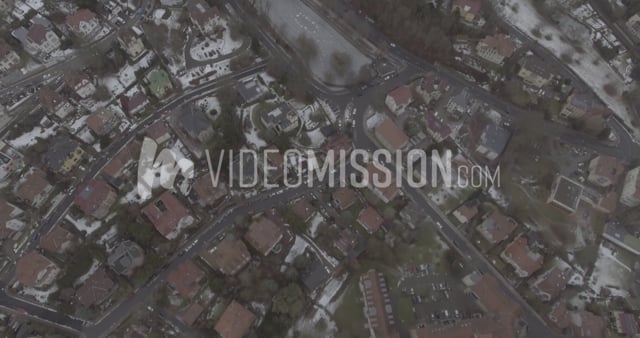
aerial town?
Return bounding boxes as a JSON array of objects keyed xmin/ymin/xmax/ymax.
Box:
[{"xmin": 1, "ymin": 0, "xmax": 640, "ymax": 337}]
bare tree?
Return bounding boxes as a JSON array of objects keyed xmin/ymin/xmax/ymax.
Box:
[{"xmin": 296, "ymin": 33, "xmax": 318, "ymax": 65}]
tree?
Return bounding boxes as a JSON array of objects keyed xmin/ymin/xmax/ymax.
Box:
[
  {"xmin": 329, "ymin": 51, "xmax": 352, "ymax": 78},
  {"xmin": 272, "ymin": 283, "xmax": 306, "ymax": 318},
  {"xmin": 295, "ymin": 34, "xmax": 318, "ymax": 65}
]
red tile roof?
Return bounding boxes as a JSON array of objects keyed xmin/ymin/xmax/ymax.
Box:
[
  {"xmin": 16, "ymin": 251, "xmax": 58, "ymax": 288},
  {"xmin": 75, "ymin": 268, "xmax": 115, "ymax": 307},
  {"xmin": 332, "ymin": 187, "xmax": 357, "ymax": 210},
  {"xmin": 243, "ymin": 217, "xmax": 283, "ymax": 256},
  {"xmin": 501, "ymin": 235, "xmax": 543, "ymax": 277},
  {"xmin": 387, "ymin": 85, "xmax": 413, "ymax": 107},
  {"xmin": 214, "ymin": 301, "xmax": 255, "ymax": 338},
  {"xmin": 40, "ymin": 225, "xmax": 75, "ymax": 254},
  {"xmin": 375, "ymin": 117, "xmax": 409, "ymax": 151},
  {"xmin": 358, "ymin": 206, "xmax": 383, "ymax": 233},
  {"xmin": 166, "ymin": 260, "xmax": 205, "ymax": 299},
  {"xmin": 65, "ymin": 9, "xmax": 97, "ymax": 33},
  {"xmin": 74, "ymin": 179, "xmax": 115, "ymax": 218},
  {"xmin": 479, "ymin": 34, "xmax": 515, "ymax": 58},
  {"xmin": 142, "ymin": 191, "xmax": 191, "ymax": 239}
]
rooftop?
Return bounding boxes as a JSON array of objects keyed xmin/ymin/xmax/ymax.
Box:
[
  {"xmin": 374, "ymin": 117, "xmax": 409, "ymax": 151},
  {"xmin": 166, "ymin": 260, "xmax": 205, "ymax": 299},
  {"xmin": 243, "ymin": 217, "xmax": 283, "ymax": 256},
  {"xmin": 214, "ymin": 301, "xmax": 255, "ymax": 338},
  {"xmin": 200, "ymin": 238, "xmax": 251, "ymax": 275}
]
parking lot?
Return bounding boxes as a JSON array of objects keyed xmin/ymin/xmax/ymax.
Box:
[{"xmin": 398, "ymin": 264, "xmax": 482, "ymax": 325}]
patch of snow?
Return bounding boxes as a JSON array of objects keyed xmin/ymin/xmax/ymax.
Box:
[
  {"xmin": 189, "ymin": 20, "xmax": 243, "ymax": 61},
  {"xmin": 8, "ymin": 124, "xmax": 58, "ymax": 149},
  {"xmin": 284, "ymin": 236, "xmax": 309, "ymax": 264},
  {"xmin": 493, "ymin": 0, "xmax": 639, "ymax": 140},
  {"xmin": 65, "ymin": 215, "xmax": 103, "ymax": 236},
  {"xmin": 308, "ymin": 213, "xmax": 324, "ymax": 238},
  {"xmin": 20, "ymin": 284, "xmax": 58, "ymax": 304},
  {"xmin": 585, "ymin": 244, "xmax": 631, "ymax": 298}
]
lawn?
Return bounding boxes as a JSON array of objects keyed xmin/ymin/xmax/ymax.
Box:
[
  {"xmin": 333, "ymin": 280, "xmax": 368, "ymax": 338},
  {"xmin": 396, "ymin": 296, "xmax": 416, "ymax": 327}
]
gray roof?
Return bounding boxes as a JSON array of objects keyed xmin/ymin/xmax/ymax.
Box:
[
  {"xmin": 520, "ymin": 55, "xmax": 552, "ymax": 79},
  {"xmin": 43, "ymin": 136, "xmax": 80, "ymax": 172},
  {"xmin": 179, "ymin": 108, "xmax": 212, "ymax": 136},
  {"xmin": 479, "ymin": 123, "xmax": 511, "ymax": 155},
  {"xmin": 107, "ymin": 240, "xmax": 144, "ymax": 275},
  {"xmin": 260, "ymin": 103, "xmax": 297, "ymax": 132},
  {"xmin": 237, "ymin": 77, "xmax": 266, "ymax": 103}
]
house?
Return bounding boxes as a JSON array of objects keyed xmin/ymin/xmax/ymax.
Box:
[
  {"xmin": 626, "ymin": 13, "xmax": 640, "ymax": 40},
  {"xmin": 187, "ymin": 0, "xmax": 222, "ymax": 35},
  {"xmin": 476, "ymin": 33, "xmax": 515, "ymax": 65},
  {"xmin": 74, "ymin": 179, "xmax": 117, "ymax": 219},
  {"xmin": 39, "ymin": 87, "xmax": 75, "ymax": 120},
  {"xmin": 142, "ymin": 191, "xmax": 194, "ymax": 240},
  {"xmin": 452, "ymin": 203, "xmax": 479, "ymax": 224},
  {"xmin": 102, "ymin": 141, "xmax": 141, "ymax": 181},
  {"xmin": 178, "ymin": 109, "xmax": 215, "ymax": 143},
  {"xmin": 14, "ymin": 168, "xmax": 53, "ymax": 208},
  {"xmin": 117, "ymin": 30, "xmax": 146, "ymax": 60},
  {"xmin": 243, "ymin": 217, "xmax": 284, "ymax": 256},
  {"xmin": 75, "ymin": 268, "xmax": 115, "ymax": 308},
  {"xmin": 424, "ymin": 112, "xmax": 452, "ymax": 143},
  {"xmin": 334, "ymin": 228, "xmax": 366, "ymax": 258},
  {"xmin": 476, "ymin": 210, "xmax": 518, "ymax": 245},
  {"xmin": 518, "ymin": 55, "xmax": 553, "ymax": 88},
  {"xmin": 144, "ymin": 68, "xmax": 173, "ymax": 99},
  {"xmin": 357, "ymin": 206, "xmax": 384, "ymax": 234},
  {"xmin": 446, "ymin": 89, "xmax": 472, "ymax": 115},
  {"xmin": 385, "ymin": 85, "xmax": 413, "ymax": 115},
  {"xmin": 620, "ymin": 166, "xmax": 640, "ymax": 207},
  {"xmin": 107, "ymin": 241, "xmax": 144, "ymax": 276},
  {"xmin": 22, "ymin": 24, "xmax": 61, "ymax": 55},
  {"xmin": 192, "ymin": 174, "xmax": 227, "ymax": 206},
  {"xmin": 366, "ymin": 163, "xmax": 400, "ymax": 203},
  {"xmin": 332, "ymin": 187, "xmax": 357, "ymax": 210},
  {"xmin": 39, "ymin": 225, "xmax": 75, "ymax": 254},
  {"xmin": 166, "ymin": 260, "xmax": 205, "ymax": 299},
  {"xmin": 548, "ymin": 300, "xmax": 572, "ymax": 330},
  {"xmin": 66, "ymin": 9, "xmax": 100, "ymax": 37},
  {"xmin": 547, "ymin": 175, "xmax": 584, "ymax": 213},
  {"xmin": 359, "ymin": 270, "xmax": 399, "ymax": 338},
  {"xmin": 260, "ymin": 103, "xmax": 299, "ymax": 134},
  {"xmin": 500, "ymin": 235, "xmax": 543, "ymax": 278},
  {"xmin": 120, "ymin": 89, "xmax": 149, "ymax": 115},
  {"xmin": 63, "ymin": 69, "xmax": 96, "ymax": 99},
  {"xmin": 475, "ymin": 123, "xmax": 511, "ymax": 162},
  {"xmin": 0, "ymin": 40, "xmax": 21, "ymax": 72},
  {"xmin": 145, "ymin": 121, "xmax": 172, "ymax": 145},
  {"xmin": 16, "ymin": 251, "xmax": 60, "ymax": 288},
  {"xmin": 587, "ymin": 155, "xmax": 625, "ymax": 188},
  {"xmin": 237, "ymin": 77, "xmax": 267, "ymax": 104},
  {"xmin": 180, "ymin": 303, "xmax": 204, "ymax": 327},
  {"xmin": 324, "ymin": 134, "xmax": 353, "ymax": 155},
  {"xmin": 452, "ymin": 0, "xmax": 482, "ymax": 22},
  {"xmin": 86, "ymin": 108, "xmax": 119, "ymax": 136},
  {"xmin": 0, "ymin": 140, "xmax": 24, "ymax": 181},
  {"xmin": 0, "ymin": 198, "xmax": 25, "ymax": 241},
  {"xmin": 399, "ymin": 201, "xmax": 426, "ymax": 229},
  {"xmin": 416, "ymin": 72, "xmax": 448, "ymax": 104},
  {"xmin": 559, "ymin": 93, "xmax": 612, "ymax": 122},
  {"xmin": 43, "ymin": 136, "xmax": 85, "ymax": 175},
  {"xmin": 374, "ymin": 117, "xmax": 409, "ymax": 152},
  {"xmin": 531, "ymin": 258, "xmax": 574, "ymax": 301},
  {"xmin": 602, "ymin": 222, "xmax": 640, "ymax": 256},
  {"xmin": 0, "ymin": 0, "xmax": 14, "ymax": 13},
  {"xmin": 301, "ymin": 255, "xmax": 330, "ymax": 291},
  {"xmin": 290, "ymin": 198, "xmax": 315, "ymax": 222},
  {"xmin": 200, "ymin": 237, "xmax": 251, "ymax": 275},
  {"xmin": 610, "ymin": 311, "xmax": 639, "ymax": 337},
  {"xmin": 214, "ymin": 301, "xmax": 256, "ymax": 338}
]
